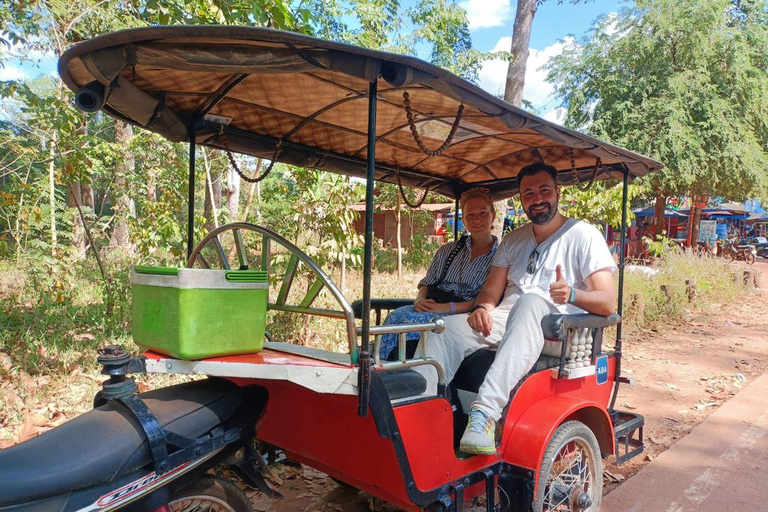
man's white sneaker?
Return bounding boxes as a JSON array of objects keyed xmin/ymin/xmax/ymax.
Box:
[{"xmin": 459, "ymin": 408, "xmax": 497, "ymax": 455}]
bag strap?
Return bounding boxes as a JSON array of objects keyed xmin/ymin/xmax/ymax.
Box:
[{"xmin": 435, "ymin": 235, "xmax": 468, "ymax": 286}]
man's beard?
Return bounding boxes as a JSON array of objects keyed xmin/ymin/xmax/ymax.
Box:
[{"xmin": 526, "ymin": 200, "xmax": 558, "ymax": 225}]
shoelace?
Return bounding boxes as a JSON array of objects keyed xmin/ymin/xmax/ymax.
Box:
[{"xmin": 467, "ymin": 409, "xmax": 492, "ymax": 433}]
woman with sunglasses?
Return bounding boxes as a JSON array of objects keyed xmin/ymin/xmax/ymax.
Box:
[{"xmin": 378, "ymin": 188, "xmax": 499, "ymax": 360}]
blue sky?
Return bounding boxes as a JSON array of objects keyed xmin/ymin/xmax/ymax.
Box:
[{"xmin": 1, "ymin": 1, "xmax": 621, "ymax": 122}]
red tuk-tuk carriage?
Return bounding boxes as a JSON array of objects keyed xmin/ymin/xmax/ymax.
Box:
[{"xmin": 0, "ymin": 26, "xmax": 662, "ymax": 512}]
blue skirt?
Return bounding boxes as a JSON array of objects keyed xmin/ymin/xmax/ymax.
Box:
[{"xmin": 379, "ymin": 305, "xmax": 448, "ymax": 359}]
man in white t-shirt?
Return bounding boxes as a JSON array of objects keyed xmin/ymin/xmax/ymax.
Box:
[{"xmin": 419, "ymin": 163, "xmax": 617, "ymax": 455}]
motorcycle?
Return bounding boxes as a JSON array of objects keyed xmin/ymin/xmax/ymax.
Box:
[
  {"xmin": 0, "ymin": 346, "xmax": 278, "ymax": 512},
  {"xmin": 719, "ymin": 239, "xmax": 756, "ymax": 264}
]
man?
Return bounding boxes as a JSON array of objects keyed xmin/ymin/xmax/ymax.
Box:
[{"xmin": 418, "ymin": 162, "xmax": 617, "ymax": 455}]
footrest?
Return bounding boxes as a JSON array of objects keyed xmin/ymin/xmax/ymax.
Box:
[{"xmin": 613, "ymin": 411, "xmax": 644, "ymax": 464}]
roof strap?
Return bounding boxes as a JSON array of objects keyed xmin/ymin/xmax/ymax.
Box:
[
  {"xmin": 579, "ymin": 157, "xmax": 601, "ymax": 191},
  {"xmin": 396, "ymin": 168, "xmax": 430, "ymax": 209},
  {"xmin": 221, "ymin": 130, "xmax": 282, "ymax": 184},
  {"xmin": 403, "ymin": 91, "xmax": 464, "ymax": 157}
]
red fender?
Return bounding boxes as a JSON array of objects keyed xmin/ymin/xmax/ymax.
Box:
[{"xmin": 500, "ymin": 395, "xmax": 614, "ymax": 476}]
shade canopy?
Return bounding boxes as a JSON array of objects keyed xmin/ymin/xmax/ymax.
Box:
[
  {"xmin": 632, "ymin": 206, "xmax": 688, "ymax": 218},
  {"xmin": 59, "ymin": 26, "xmax": 663, "ymax": 200}
]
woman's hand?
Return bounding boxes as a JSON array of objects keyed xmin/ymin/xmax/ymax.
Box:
[{"xmin": 414, "ymin": 298, "xmax": 448, "ymax": 313}]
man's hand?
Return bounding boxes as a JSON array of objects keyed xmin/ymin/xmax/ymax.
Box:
[
  {"xmin": 468, "ymin": 307, "xmax": 493, "ymax": 337},
  {"xmin": 549, "ymin": 264, "xmax": 571, "ymax": 304},
  {"xmin": 414, "ymin": 298, "xmax": 446, "ymax": 313}
]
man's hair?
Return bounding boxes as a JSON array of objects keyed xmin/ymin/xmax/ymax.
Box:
[{"xmin": 517, "ymin": 163, "xmax": 558, "ymax": 192}]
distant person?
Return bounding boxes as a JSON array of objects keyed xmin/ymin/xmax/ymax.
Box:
[
  {"xmin": 417, "ymin": 163, "xmax": 617, "ymax": 454},
  {"xmin": 378, "ymin": 188, "xmax": 499, "ymax": 360}
]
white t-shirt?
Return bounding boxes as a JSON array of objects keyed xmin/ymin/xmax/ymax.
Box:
[{"xmin": 492, "ymin": 218, "xmax": 617, "ymax": 314}]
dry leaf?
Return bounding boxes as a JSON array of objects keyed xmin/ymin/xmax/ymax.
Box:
[{"xmin": 252, "ymin": 497, "xmax": 273, "ymax": 511}]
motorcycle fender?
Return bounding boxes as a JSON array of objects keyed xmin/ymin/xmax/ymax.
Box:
[{"xmin": 501, "ymin": 396, "xmax": 614, "ymax": 476}]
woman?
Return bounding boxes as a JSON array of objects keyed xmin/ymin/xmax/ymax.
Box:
[{"xmin": 379, "ymin": 188, "xmax": 499, "ymax": 360}]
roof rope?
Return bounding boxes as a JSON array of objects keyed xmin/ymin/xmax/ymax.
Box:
[
  {"xmin": 403, "ymin": 91, "xmax": 464, "ymax": 157},
  {"xmin": 569, "ymin": 147, "xmax": 579, "ymax": 185},
  {"xmin": 579, "ymin": 157, "xmax": 601, "ymax": 191},
  {"xmin": 396, "ymin": 168, "xmax": 430, "ymax": 209},
  {"xmin": 220, "ymin": 130, "xmax": 282, "ymax": 183}
]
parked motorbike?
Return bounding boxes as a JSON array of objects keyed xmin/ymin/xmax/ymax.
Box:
[
  {"xmin": 0, "ymin": 346, "xmax": 277, "ymax": 512},
  {"xmin": 719, "ymin": 239, "xmax": 756, "ymax": 264}
]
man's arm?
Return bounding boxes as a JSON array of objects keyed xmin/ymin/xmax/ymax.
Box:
[
  {"xmin": 550, "ymin": 266, "xmax": 616, "ymax": 316},
  {"xmin": 467, "ymin": 265, "xmax": 507, "ymax": 336}
]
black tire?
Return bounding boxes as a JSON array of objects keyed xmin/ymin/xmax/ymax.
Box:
[
  {"xmin": 169, "ymin": 475, "xmax": 254, "ymax": 512},
  {"xmin": 747, "ymin": 252, "xmax": 755, "ymax": 265},
  {"xmin": 533, "ymin": 421, "xmax": 602, "ymax": 512}
]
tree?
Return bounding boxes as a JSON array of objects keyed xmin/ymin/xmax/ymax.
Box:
[{"xmin": 547, "ymin": 0, "xmax": 768, "ymax": 242}]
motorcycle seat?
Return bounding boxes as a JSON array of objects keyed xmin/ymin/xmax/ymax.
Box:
[{"xmin": 0, "ymin": 378, "xmax": 242, "ymax": 507}]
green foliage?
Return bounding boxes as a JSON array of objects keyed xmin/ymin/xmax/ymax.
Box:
[
  {"xmin": 561, "ymin": 182, "xmax": 642, "ymax": 230},
  {"xmin": 546, "ymin": 0, "xmax": 768, "ymax": 201}
]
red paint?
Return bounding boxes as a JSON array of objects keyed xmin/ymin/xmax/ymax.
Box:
[{"xmin": 210, "ymin": 352, "xmax": 617, "ymax": 510}]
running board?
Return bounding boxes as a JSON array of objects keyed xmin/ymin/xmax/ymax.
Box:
[{"xmin": 612, "ymin": 411, "xmax": 644, "ymax": 464}]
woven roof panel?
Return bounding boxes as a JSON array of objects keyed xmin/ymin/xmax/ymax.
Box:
[{"xmin": 59, "ymin": 26, "xmax": 663, "ymax": 199}]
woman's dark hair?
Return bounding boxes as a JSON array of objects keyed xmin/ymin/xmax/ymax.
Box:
[{"xmin": 517, "ymin": 163, "xmax": 558, "ymax": 191}]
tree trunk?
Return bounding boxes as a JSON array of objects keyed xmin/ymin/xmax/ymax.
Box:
[
  {"xmin": 146, "ymin": 168, "xmax": 157, "ymax": 202},
  {"xmin": 654, "ymin": 195, "xmax": 666, "ymax": 239},
  {"xmin": 224, "ymin": 165, "xmax": 241, "ymax": 222},
  {"xmin": 240, "ymin": 159, "xmax": 262, "ymax": 222},
  {"xmin": 67, "ymin": 182, "xmax": 86, "ymax": 259},
  {"xmin": 203, "ymin": 151, "xmax": 221, "ymax": 231},
  {"xmin": 504, "ymin": 0, "xmax": 538, "ymax": 107},
  {"xmin": 690, "ymin": 202, "xmax": 702, "ymax": 248},
  {"xmin": 495, "ymin": 0, "xmax": 538, "ymax": 238},
  {"xmin": 396, "ymin": 194, "xmax": 402, "ymax": 277},
  {"xmin": 49, "ymin": 129, "xmax": 57, "ymax": 255},
  {"xmin": 109, "ymin": 120, "xmax": 136, "ymax": 255}
]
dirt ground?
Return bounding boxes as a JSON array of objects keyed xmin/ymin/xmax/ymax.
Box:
[
  {"xmin": 248, "ymin": 259, "xmax": 768, "ymax": 511},
  {"xmin": 1, "ymin": 261, "xmax": 766, "ymax": 512}
]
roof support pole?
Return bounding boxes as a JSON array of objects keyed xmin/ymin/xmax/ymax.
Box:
[
  {"xmin": 609, "ymin": 166, "xmax": 630, "ymax": 413},
  {"xmin": 186, "ymin": 123, "xmax": 197, "ymax": 261},
  {"xmin": 454, "ymin": 194, "xmax": 460, "ymax": 239},
  {"xmin": 358, "ymin": 78, "xmax": 378, "ymax": 417}
]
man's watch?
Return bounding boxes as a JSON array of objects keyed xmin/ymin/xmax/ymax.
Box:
[{"xmin": 469, "ymin": 304, "xmax": 488, "ymax": 314}]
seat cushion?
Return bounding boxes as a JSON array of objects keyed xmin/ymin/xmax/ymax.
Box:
[
  {"xmin": 451, "ymin": 349, "xmax": 561, "ymax": 393},
  {"xmin": 0, "ymin": 378, "xmax": 241, "ymax": 506},
  {"xmin": 378, "ymin": 369, "xmax": 427, "ymax": 399}
]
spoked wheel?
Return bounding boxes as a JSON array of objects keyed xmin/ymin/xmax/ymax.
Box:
[
  {"xmin": 534, "ymin": 421, "xmax": 602, "ymax": 512},
  {"xmin": 169, "ymin": 475, "xmax": 253, "ymax": 512}
]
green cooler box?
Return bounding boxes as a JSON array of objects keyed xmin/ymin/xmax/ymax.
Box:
[{"xmin": 131, "ymin": 266, "xmax": 268, "ymax": 359}]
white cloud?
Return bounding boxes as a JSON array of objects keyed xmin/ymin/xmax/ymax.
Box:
[
  {"xmin": 0, "ymin": 65, "xmax": 26, "ymax": 81},
  {"xmin": 477, "ymin": 36, "xmax": 571, "ymax": 110},
  {"xmin": 460, "ymin": 0, "xmax": 513, "ymax": 29}
]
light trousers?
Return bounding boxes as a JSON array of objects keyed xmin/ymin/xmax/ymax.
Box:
[{"xmin": 417, "ymin": 293, "xmax": 560, "ymax": 421}]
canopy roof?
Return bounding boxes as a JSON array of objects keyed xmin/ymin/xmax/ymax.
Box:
[{"xmin": 59, "ymin": 26, "xmax": 663, "ymax": 200}]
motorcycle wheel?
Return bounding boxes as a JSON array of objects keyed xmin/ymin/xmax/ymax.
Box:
[
  {"xmin": 169, "ymin": 475, "xmax": 254, "ymax": 512},
  {"xmin": 722, "ymin": 250, "xmax": 734, "ymax": 262},
  {"xmin": 747, "ymin": 253, "xmax": 756, "ymax": 265},
  {"xmin": 533, "ymin": 421, "xmax": 602, "ymax": 512}
]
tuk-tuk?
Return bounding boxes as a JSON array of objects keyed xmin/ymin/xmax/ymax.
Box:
[{"xmin": 0, "ymin": 25, "xmax": 662, "ymax": 512}]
